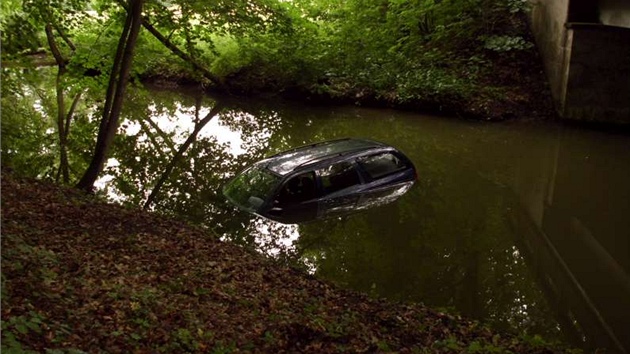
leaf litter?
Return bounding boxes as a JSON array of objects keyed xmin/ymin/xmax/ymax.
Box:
[{"xmin": 1, "ymin": 170, "xmax": 574, "ymax": 353}]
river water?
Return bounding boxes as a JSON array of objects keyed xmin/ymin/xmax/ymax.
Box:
[{"xmin": 98, "ymin": 86, "xmax": 630, "ymax": 352}]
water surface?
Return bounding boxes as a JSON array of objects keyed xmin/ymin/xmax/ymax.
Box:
[{"xmin": 101, "ymin": 87, "xmax": 630, "ymax": 352}]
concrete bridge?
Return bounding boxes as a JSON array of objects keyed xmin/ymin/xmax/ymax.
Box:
[{"xmin": 529, "ymin": 0, "xmax": 630, "ymax": 124}]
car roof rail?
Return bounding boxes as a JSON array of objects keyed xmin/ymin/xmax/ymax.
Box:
[{"xmin": 267, "ymin": 138, "xmax": 353, "ymax": 158}]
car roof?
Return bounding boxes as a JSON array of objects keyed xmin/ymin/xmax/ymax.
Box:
[{"xmin": 262, "ymin": 138, "xmax": 387, "ymax": 176}]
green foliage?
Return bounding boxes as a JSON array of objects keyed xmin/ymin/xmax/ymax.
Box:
[
  {"xmin": 1, "ymin": 312, "xmax": 43, "ymax": 354},
  {"xmin": 0, "ymin": 13, "xmax": 43, "ymax": 55},
  {"xmin": 22, "ymin": 0, "xmax": 90, "ymax": 29},
  {"xmin": 483, "ymin": 35, "xmax": 533, "ymax": 52},
  {"xmin": 2, "ymin": 0, "xmax": 543, "ymax": 197},
  {"xmin": 1, "ymin": 67, "xmax": 101, "ymax": 181},
  {"xmin": 1, "ymin": 70, "xmax": 57, "ymax": 178},
  {"xmin": 1, "ymin": 0, "xmax": 90, "ymax": 58},
  {"xmin": 44, "ymin": 349, "xmax": 89, "ymax": 354},
  {"xmin": 1, "ymin": 233, "xmax": 73, "ymax": 353},
  {"xmin": 506, "ymin": 0, "xmax": 530, "ymax": 13},
  {"xmin": 434, "ymin": 335, "xmax": 463, "ymax": 351},
  {"xmin": 210, "ymin": 36, "xmax": 250, "ymax": 78},
  {"xmin": 376, "ymin": 339, "xmax": 392, "ymax": 352},
  {"xmin": 66, "ymin": 16, "xmax": 121, "ymax": 75},
  {"xmin": 194, "ymin": 0, "xmax": 536, "ymax": 108},
  {"xmin": 466, "ymin": 340, "xmax": 506, "ymax": 353},
  {"xmin": 394, "ymin": 64, "xmax": 474, "ymax": 103},
  {"xmin": 3, "ymin": 0, "xmax": 538, "ymax": 130}
]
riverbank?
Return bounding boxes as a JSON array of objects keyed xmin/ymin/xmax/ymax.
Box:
[
  {"xmin": 150, "ymin": 59, "xmax": 557, "ymax": 122},
  {"xmin": 140, "ymin": 15, "xmax": 557, "ymax": 122},
  {"xmin": 1, "ymin": 170, "xmax": 577, "ymax": 353},
  {"xmin": 142, "ymin": 43, "xmax": 557, "ymax": 122}
]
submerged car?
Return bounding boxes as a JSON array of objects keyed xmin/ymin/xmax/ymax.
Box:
[{"xmin": 223, "ymin": 138, "xmax": 417, "ymax": 224}]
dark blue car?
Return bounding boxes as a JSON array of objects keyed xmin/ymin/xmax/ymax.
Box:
[{"xmin": 223, "ymin": 138, "xmax": 417, "ymax": 224}]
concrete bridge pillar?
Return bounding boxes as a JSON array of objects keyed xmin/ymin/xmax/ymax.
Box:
[{"xmin": 529, "ymin": 0, "xmax": 630, "ymax": 124}]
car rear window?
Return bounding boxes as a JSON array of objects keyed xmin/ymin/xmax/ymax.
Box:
[{"xmin": 357, "ymin": 152, "xmax": 408, "ymax": 179}]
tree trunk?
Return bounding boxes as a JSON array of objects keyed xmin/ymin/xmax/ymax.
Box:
[
  {"xmin": 114, "ymin": 0, "xmax": 222, "ymax": 87},
  {"xmin": 143, "ymin": 102, "xmax": 223, "ymax": 209},
  {"xmin": 46, "ymin": 23, "xmax": 70, "ymax": 183},
  {"xmin": 76, "ymin": 0, "xmax": 144, "ymax": 192},
  {"xmin": 55, "ymin": 66, "xmax": 70, "ymax": 183}
]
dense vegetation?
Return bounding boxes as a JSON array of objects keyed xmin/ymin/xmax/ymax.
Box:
[{"xmin": 2, "ymin": 0, "xmax": 550, "ymax": 120}]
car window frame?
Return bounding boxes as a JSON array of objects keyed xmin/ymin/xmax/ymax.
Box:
[{"xmin": 355, "ymin": 150, "xmax": 410, "ymax": 182}]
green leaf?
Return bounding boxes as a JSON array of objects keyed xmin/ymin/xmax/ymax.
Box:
[{"xmin": 16, "ymin": 323, "xmax": 29, "ymax": 334}]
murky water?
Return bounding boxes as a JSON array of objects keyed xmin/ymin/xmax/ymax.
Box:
[{"xmin": 90, "ymin": 86, "xmax": 630, "ymax": 352}]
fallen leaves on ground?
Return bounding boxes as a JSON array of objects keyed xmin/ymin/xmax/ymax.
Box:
[{"xmin": 1, "ymin": 171, "xmax": 571, "ymax": 353}]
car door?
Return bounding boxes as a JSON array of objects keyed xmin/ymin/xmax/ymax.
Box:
[{"xmin": 316, "ymin": 160, "xmax": 364, "ymax": 218}]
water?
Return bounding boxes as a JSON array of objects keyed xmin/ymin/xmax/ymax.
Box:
[{"xmin": 50, "ymin": 85, "xmax": 630, "ymax": 352}]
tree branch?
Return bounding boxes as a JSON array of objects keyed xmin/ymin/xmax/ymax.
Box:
[
  {"xmin": 45, "ymin": 23, "xmax": 66, "ymax": 67},
  {"xmin": 65, "ymin": 91, "xmax": 84, "ymax": 137},
  {"xmin": 53, "ymin": 23, "xmax": 77, "ymax": 52},
  {"xmin": 137, "ymin": 119, "xmax": 168, "ymax": 159},
  {"xmin": 115, "ymin": 0, "xmax": 223, "ymax": 87}
]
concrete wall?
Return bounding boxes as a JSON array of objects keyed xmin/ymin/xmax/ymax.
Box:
[
  {"xmin": 564, "ymin": 24, "xmax": 630, "ymax": 122},
  {"xmin": 529, "ymin": 0, "xmax": 570, "ymax": 111},
  {"xmin": 599, "ymin": 0, "xmax": 630, "ymax": 27},
  {"xmin": 528, "ymin": 0, "xmax": 630, "ymax": 124}
]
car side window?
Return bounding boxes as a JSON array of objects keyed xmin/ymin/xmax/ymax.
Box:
[
  {"xmin": 318, "ymin": 161, "xmax": 361, "ymax": 195},
  {"xmin": 276, "ymin": 172, "xmax": 317, "ymax": 204},
  {"xmin": 357, "ymin": 152, "xmax": 408, "ymax": 180}
]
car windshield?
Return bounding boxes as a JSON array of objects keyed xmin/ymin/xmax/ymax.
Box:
[{"xmin": 223, "ymin": 165, "xmax": 281, "ymax": 212}]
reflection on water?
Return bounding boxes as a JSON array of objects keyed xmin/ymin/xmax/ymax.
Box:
[
  {"xmin": 102, "ymin": 87, "xmax": 630, "ymax": 352},
  {"xmin": 508, "ymin": 127, "xmax": 630, "ymax": 353}
]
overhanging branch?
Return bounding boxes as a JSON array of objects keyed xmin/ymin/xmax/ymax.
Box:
[{"xmin": 115, "ymin": 0, "xmax": 223, "ymax": 87}]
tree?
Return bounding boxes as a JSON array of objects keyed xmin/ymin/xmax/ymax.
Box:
[
  {"xmin": 76, "ymin": 0, "xmax": 144, "ymax": 191},
  {"xmin": 45, "ymin": 23, "xmax": 84, "ymax": 183}
]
